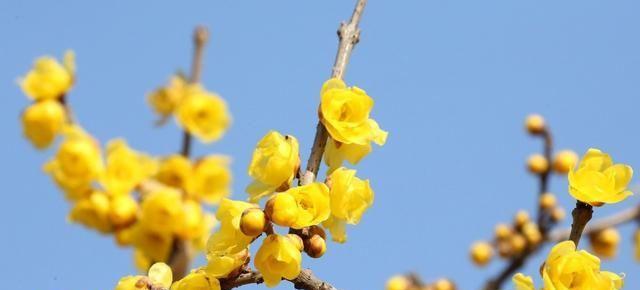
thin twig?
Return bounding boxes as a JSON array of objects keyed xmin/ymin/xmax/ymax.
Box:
[
  {"xmin": 300, "ymin": 0, "xmax": 368, "ymax": 186},
  {"xmin": 568, "ymin": 201, "xmax": 593, "ymax": 247},
  {"xmin": 548, "ymin": 204, "xmax": 639, "ymax": 242},
  {"xmin": 169, "ymin": 25, "xmax": 210, "ymax": 280},
  {"xmin": 220, "ymin": 269, "xmax": 338, "ymax": 290}
]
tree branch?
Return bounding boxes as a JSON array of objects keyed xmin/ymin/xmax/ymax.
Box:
[
  {"xmin": 220, "ymin": 269, "xmax": 338, "ymax": 290},
  {"xmin": 548, "ymin": 204, "xmax": 640, "ymax": 242},
  {"xmin": 300, "ymin": 0, "xmax": 368, "ymax": 185}
]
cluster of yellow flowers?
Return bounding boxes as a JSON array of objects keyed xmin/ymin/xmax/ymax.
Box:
[
  {"xmin": 511, "ymin": 147, "xmax": 633, "ymax": 289},
  {"xmin": 18, "ymin": 53, "xmax": 234, "ymax": 269},
  {"xmin": 386, "ymin": 275, "xmax": 456, "ymax": 290},
  {"xmin": 19, "ymin": 51, "xmax": 74, "ymax": 149},
  {"xmin": 167, "ymin": 78, "xmax": 386, "ymax": 288},
  {"xmin": 148, "ymin": 74, "xmax": 231, "ymax": 143},
  {"xmin": 115, "ymin": 262, "xmax": 224, "ymax": 290}
]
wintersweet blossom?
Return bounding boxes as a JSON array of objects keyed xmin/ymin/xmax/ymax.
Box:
[
  {"xmin": 101, "ymin": 139, "xmax": 157, "ymax": 196},
  {"xmin": 20, "ymin": 50, "xmax": 75, "ymax": 100},
  {"xmin": 568, "ymin": 148, "xmax": 633, "ymax": 206},
  {"xmin": 21, "ymin": 100, "xmax": 66, "ymax": 149},
  {"xmin": 171, "ymin": 270, "xmax": 221, "ymax": 290},
  {"xmin": 246, "ymin": 131, "xmax": 300, "ymax": 202},
  {"xmin": 254, "ymin": 234, "xmax": 302, "ymax": 287},
  {"xmin": 187, "ymin": 155, "xmax": 232, "ymax": 204},
  {"xmin": 176, "ymin": 85, "xmax": 231, "ymax": 143},
  {"xmin": 267, "ymin": 183, "xmax": 330, "ymax": 229}
]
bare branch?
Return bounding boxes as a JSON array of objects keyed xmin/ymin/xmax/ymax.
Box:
[
  {"xmin": 548, "ymin": 204, "xmax": 640, "ymax": 242},
  {"xmin": 220, "ymin": 269, "xmax": 338, "ymax": 290}
]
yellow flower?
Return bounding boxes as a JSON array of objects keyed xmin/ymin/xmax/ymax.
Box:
[
  {"xmin": 114, "ymin": 275, "xmax": 144, "ymax": 290},
  {"xmin": 176, "ymin": 86, "xmax": 231, "ymax": 143},
  {"xmin": 44, "ymin": 127, "xmax": 103, "ymax": 200},
  {"xmin": 175, "ymin": 199, "xmax": 205, "ymax": 240},
  {"xmin": 139, "ymin": 188, "xmax": 184, "ymax": 235},
  {"xmin": 108, "ymin": 194, "xmax": 138, "ymax": 228},
  {"xmin": 540, "ymin": 241, "xmax": 622, "ymax": 289},
  {"xmin": 568, "ymin": 148, "xmax": 633, "ymax": 206},
  {"xmin": 148, "ymin": 75, "xmax": 189, "ymax": 119},
  {"xmin": 187, "ymin": 155, "xmax": 232, "ymax": 204},
  {"xmin": 254, "ymin": 234, "xmax": 302, "ymax": 287},
  {"xmin": 171, "ymin": 270, "xmax": 221, "ymax": 290},
  {"xmin": 512, "ymin": 273, "xmax": 534, "ymax": 290},
  {"xmin": 324, "ymin": 139, "xmax": 371, "ymax": 172},
  {"xmin": 327, "ymin": 167, "xmax": 374, "ymax": 224},
  {"xmin": 101, "ymin": 139, "xmax": 157, "ymax": 196},
  {"xmin": 322, "ymin": 215, "xmax": 347, "ymax": 243},
  {"xmin": 386, "ymin": 275, "xmax": 410, "ymax": 290},
  {"xmin": 319, "ymin": 78, "xmax": 387, "ymax": 146},
  {"xmin": 246, "ymin": 131, "xmax": 300, "ymax": 202},
  {"xmin": 19, "ymin": 51, "xmax": 75, "ymax": 100},
  {"xmin": 156, "ymin": 154, "xmax": 192, "ymax": 189},
  {"xmin": 21, "ymin": 100, "xmax": 66, "ymax": 149},
  {"xmin": 68, "ymin": 191, "xmax": 112, "ymax": 233},
  {"xmin": 131, "ymin": 224, "xmax": 173, "ymax": 263},
  {"xmin": 204, "ymin": 199, "xmax": 256, "ymax": 278},
  {"xmin": 266, "ymin": 183, "xmax": 330, "ymax": 229}
]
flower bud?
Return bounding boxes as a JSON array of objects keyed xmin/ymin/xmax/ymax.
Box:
[
  {"xmin": 527, "ymin": 154, "xmax": 549, "ymax": 174},
  {"xmin": 522, "ymin": 222, "xmax": 542, "ymax": 245},
  {"xmin": 304, "ymin": 234, "xmax": 326, "ymax": 258},
  {"xmin": 494, "ymin": 223, "xmax": 512, "ymax": 240},
  {"xmin": 539, "ymin": 193, "xmax": 557, "ymax": 210},
  {"xmin": 552, "ymin": 150, "xmax": 578, "ymax": 174},
  {"xmin": 386, "ymin": 275, "xmax": 410, "ymax": 290},
  {"xmin": 308, "ymin": 225, "xmax": 327, "ymax": 240},
  {"xmin": 433, "ymin": 279, "xmax": 456, "ymax": 290},
  {"xmin": 551, "ymin": 207, "xmax": 566, "ymax": 222},
  {"xmin": 264, "ymin": 193, "xmax": 298, "ymax": 227},
  {"xmin": 589, "ymin": 227, "xmax": 620, "ymax": 259},
  {"xmin": 525, "ymin": 114, "xmax": 545, "ymax": 135},
  {"xmin": 286, "ymin": 234, "xmax": 304, "ymax": 251},
  {"xmin": 470, "ymin": 241, "xmax": 493, "ymax": 266},
  {"xmin": 514, "ymin": 210, "xmax": 530, "ymax": 228},
  {"xmin": 509, "ymin": 234, "xmax": 527, "ymax": 255},
  {"xmin": 240, "ymin": 208, "xmax": 266, "ymax": 237}
]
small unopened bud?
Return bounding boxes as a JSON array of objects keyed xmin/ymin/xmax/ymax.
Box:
[
  {"xmin": 551, "ymin": 207, "xmax": 566, "ymax": 222},
  {"xmin": 525, "ymin": 114, "xmax": 545, "ymax": 135},
  {"xmin": 264, "ymin": 193, "xmax": 297, "ymax": 227},
  {"xmin": 308, "ymin": 225, "xmax": 327, "ymax": 240},
  {"xmin": 589, "ymin": 227, "xmax": 620, "ymax": 259},
  {"xmin": 470, "ymin": 241, "xmax": 493, "ymax": 266},
  {"xmin": 514, "ymin": 210, "xmax": 530, "ymax": 228},
  {"xmin": 510, "ymin": 234, "xmax": 527, "ymax": 255},
  {"xmin": 240, "ymin": 208, "xmax": 266, "ymax": 237},
  {"xmin": 527, "ymin": 154, "xmax": 549, "ymax": 174},
  {"xmin": 539, "ymin": 192, "xmax": 557, "ymax": 210},
  {"xmin": 494, "ymin": 223, "xmax": 512, "ymax": 240},
  {"xmin": 433, "ymin": 278, "xmax": 456, "ymax": 290},
  {"xmin": 522, "ymin": 222, "xmax": 542, "ymax": 245},
  {"xmin": 304, "ymin": 234, "xmax": 327, "ymax": 258},
  {"xmin": 552, "ymin": 150, "xmax": 578, "ymax": 174},
  {"xmin": 286, "ymin": 233, "xmax": 304, "ymax": 251}
]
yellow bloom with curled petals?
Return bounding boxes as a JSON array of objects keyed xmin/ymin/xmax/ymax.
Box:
[
  {"xmin": 513, "ymin": 241, "xmax": 624, "ymax": 290},
  {"xmin": 176, "ymin": 86, "xmax": 231, "ymax": 143},
  {"xmin": 511, "ymin": 273, "xmax": 534, "ymax": 290},
  {"xmin": 204, "ymin": 199, "xmax": 256, "ymax": 278},
  {"xmin": 327, "ymin": 167, "xmax": 374, "ymax": 224},
  {"xmin": 268, "ymin": 183, "xmax": 330, "ymax": 229},
  {"xmin": 139, "ymin": 188, "xmax": 184, "ymax": 235},
  {"xmin": 20, "ymin": 51, "xmax": 75, "ymax": 100},
  {"xmin": 324, "ymin": 139, "xmax": 371, "ymax": 172},
  {"xmin": 254, "ymin": 234, "xmax": 302, "ymax": 287},
  {"xmin": 21, "ymin": 100, "xmax": 66, "ymax": 149},
  {"xmin": 171, "ymin": 270, "xmax": 221, "ymax": 290},
  {"xmin": 108, "ymin": 194, "xmax": 138, "ymax": 228},
  {"xmin": 101, "ymin": 139, "xmax": 157, "ymax": 196},
  {"xmin": 568, "ymin": 148, "xmax": 633, "ymax": 206},
  {"xmin": 246, "ymin": 131, "xmax": 300, "ymax": 202},
  {"xmin": 44, "ymin": 127, "xmax": 103, "ymax": 200},
  {"xmin": 131, "ymin": 224, "xmax": 173, "ymax": 263},
  {"xmin": 187, "ymin": 155, "xmax": 232, "ymax": 204},
  {"xmin": 156, "ymin": 154, "xmax": 192, "ymax": 189},
  {"xmin": 319, "ymin": 78, "xmax": 387, "ymax": 147},
  {"xmin": 322, "ymin": 215, "xmax": 347, "ymax": 243},
  {"xmin": 114, "ymin": 275, "xmax": 143, "ymax": 290},
  {"xmin": 148, "ymin": 75, "xmax": 189, "ymax": 119},
  {"xmin": 69, "ymin": 190, "xmax": 112, "ymax": 233},
  {"xmin": 175, "ymin": 199, "xmax": 206, "ymax": 240}
]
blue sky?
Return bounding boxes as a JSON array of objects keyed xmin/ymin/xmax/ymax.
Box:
[{"xmin": 2, "ymin": 1, "xmax": 640, "ymax": 289}]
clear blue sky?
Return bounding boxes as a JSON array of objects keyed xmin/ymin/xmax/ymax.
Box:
[{"xmin": 2, "ymin": 1, "xmax": 640, "ymax": 289}]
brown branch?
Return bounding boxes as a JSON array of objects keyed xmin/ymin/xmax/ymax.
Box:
[
  {"xmin": 300, "ymin": 0, "xmax": 368, "ymax": 186},
  {"xmin": 548, "ymin": 204, "xmax": 640, "ymax": 242},
  {"xmin": 169, "ymin": 25, "xmax": 210, "ymax": 280},
  {"xmin": 482, "ymin": 128, "xmax": 556, "ymax": 290},
  {"xmin": 220, "ymin": 269, "xmax": 338, "ymax": 290},
  {"xmin": 567, "ymin": 201, "xmax": 593, "ymax": 247}
]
